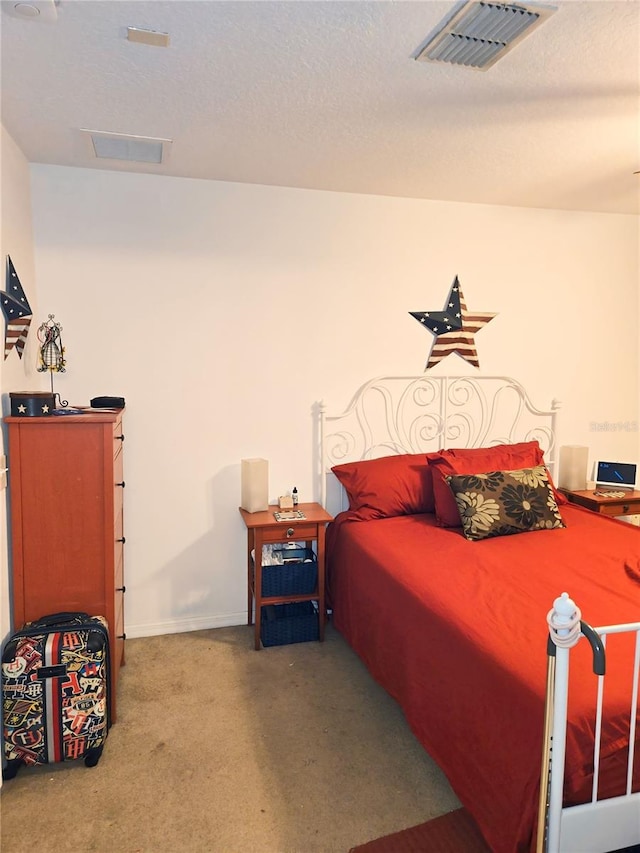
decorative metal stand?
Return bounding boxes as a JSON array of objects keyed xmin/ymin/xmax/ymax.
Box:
[{"xmin": 37, "ymin": 314, "xmax": 68, "ymax": 407}]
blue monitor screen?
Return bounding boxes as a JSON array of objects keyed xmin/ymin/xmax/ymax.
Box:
[{"xmin": 596, "ymin": 461, "xmax": 637, "ymax": 488}]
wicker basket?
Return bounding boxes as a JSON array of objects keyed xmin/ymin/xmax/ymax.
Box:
[
  {"xmin": 260, "ymin": 602, "xmax": 319, "ymax": 647},
  {"xmin": 260, "ymin": 551, "xmax": 317, "ymax": 597}
]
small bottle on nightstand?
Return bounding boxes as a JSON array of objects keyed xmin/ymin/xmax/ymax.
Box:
[{"xmin": 292, "ymin": 487, "xmax": 298, "ymax": 506}]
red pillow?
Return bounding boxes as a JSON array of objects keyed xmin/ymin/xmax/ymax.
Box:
[
  {"xmin": 332, "ymin": 453, "xmax": 435, "ymax": 518},
  {"xmin": 427, "ymin": 442, "xmax": 562, "ymax": 527}
]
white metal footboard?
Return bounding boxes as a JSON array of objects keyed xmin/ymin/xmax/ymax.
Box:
[{"xmin": 539, "ymin": 593, "xmax": 640, "ymax": 853}]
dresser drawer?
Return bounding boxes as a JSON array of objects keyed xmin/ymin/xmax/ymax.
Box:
[
  {"xmin": 115, "ymin": 594, "xmax": 125, "ymax": 668},
  {"xmin": 115, "ymin": 549, "xmax": 124, "ymax": 591},
  {"xmin": 113, "ymin": 442, "xmax": 124, "ymax": 482},
  {"xmin": 115, "ymin": 505, "xmax": 124, "ymax": 543},
  {"xmin": 113, "ymin": 419, "xmax": 124, "ymax": 458}
]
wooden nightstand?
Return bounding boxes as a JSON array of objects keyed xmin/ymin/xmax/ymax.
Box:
[
  {"xmin": 239, "ymin": 502, "xmax": 333, "ymax": 650},
  {"xmin": 561, "ymin": 488, "xmax": 640, "ymax": 518}
]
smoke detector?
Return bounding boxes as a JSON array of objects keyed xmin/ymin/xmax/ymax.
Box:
[
  {"xmin": 3, "ymin": 0, "xmax": 58, "ymax": 21},
  {"xmin": 415, "ymin": 1, "xmax": 557, "ymax": 70}
]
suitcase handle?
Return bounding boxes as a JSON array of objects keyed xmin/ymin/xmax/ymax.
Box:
[{"xmin": 29, "ymin": 611, "xmax": 92, "ymax": 628}]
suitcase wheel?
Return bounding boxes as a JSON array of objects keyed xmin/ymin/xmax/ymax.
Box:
[
  {"xmin": 84, "ymin": 745, "xmax": 104, "ymax": 768},
  {"xmin": 2, "ymin": 759, "xmax": 23, "ymax": 781}
]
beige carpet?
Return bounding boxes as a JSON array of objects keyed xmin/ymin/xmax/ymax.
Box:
[{"xmin": 0, "ymin": 623, "xmax": 459, "ymax": 853}]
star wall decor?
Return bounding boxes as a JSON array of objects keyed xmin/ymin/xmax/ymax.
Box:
[
  {"xmin": 409, "ymin": 276, "xmax": 496, "ymax": 370},
  {"xmin": 1, "ymin": 256, "xmax": 33, "ymax": 360}
]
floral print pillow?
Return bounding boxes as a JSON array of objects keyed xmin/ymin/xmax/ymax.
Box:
[{"xmin": 444, "ymin": 465, "xmax": 566, "ymax": 541}]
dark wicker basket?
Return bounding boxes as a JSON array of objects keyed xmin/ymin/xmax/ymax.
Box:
[
  {"xmin": 260, "ymin": 602, "xmax": 319, "ymax": 647},
  {"xmin": 260, "ymin": 552, "xmax": 317, "ymax": 597}
]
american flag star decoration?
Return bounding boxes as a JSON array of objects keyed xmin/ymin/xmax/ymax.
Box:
[
  {"xmin": 2, "ymin": 256, "xmax": 33, "ymax": 360},
  {"xmin": 410, "ymin": 276, "xmax": 496, "ymax": 370}
]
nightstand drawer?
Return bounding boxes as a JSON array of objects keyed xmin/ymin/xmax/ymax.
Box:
[
  {"xmin": 260, "ymin": 524, "xmax": 318, "ymax": 542},
  {"xmin": 600, "ymin": 500, "xmax": 640, "ymax": 517}
]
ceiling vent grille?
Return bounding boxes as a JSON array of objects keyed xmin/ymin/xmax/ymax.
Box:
[
  {"xmin": 81, "ymin": 130, "xmax": 172, "ymax": 164},
  {"xmin": 415, "ymin": 1, "xmax": 557, "ymax": 70}
]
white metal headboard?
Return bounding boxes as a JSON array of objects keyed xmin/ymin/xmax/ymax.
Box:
[{"xmin": 319, "ymin": 375, "xmax": 561, "ymax": 513}]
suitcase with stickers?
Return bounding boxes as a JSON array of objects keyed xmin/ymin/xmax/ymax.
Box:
[{"xmin": 2, "ymin": 612, "xmax": 110, "ymax": 780}]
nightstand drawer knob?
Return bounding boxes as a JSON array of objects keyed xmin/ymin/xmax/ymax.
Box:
[
  {"xmin": 623, "ymin": 505, "xmax": 629, "ymax": 513},
  {"xmin": 286, "ymin": 527, "xmax": 295, "ymax": 537}
]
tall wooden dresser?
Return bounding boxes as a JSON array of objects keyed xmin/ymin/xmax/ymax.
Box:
[{"xmin": 5, "ymin": 410, "xmax": 126, "ymax": 721}]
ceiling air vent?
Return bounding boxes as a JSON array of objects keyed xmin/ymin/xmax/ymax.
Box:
[
  {"xmin": 415, "ymin": 1, "xmax": 557, "ymax": 71},
  {"xmin": 81, "ymin": 130, "xmax": 172, "ymax": 164}
]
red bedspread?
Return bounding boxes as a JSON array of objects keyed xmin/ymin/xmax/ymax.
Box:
[{"xmin": 327, "ymin": 505, "xmax": 640, "ymax": 853}]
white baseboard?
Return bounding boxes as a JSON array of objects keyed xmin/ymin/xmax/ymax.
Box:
[{"xmin": 124, "ymin": 611, "xmax": 247, "ymax": 640}]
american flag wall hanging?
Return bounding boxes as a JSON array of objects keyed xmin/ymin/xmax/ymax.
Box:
[
  {"xmin": 410, "ymin": 275, "xmax": 496, "ymax": 370},
  {"xmin": 2, "ymin": 256, "xmax": 33, "ymax": 360}
]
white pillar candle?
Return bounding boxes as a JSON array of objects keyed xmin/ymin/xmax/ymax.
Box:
[
  {"xmin": 558, "ymin": 446, "xmax": 589, "ymax": 491},
  {"xmin": 241, "ymin": 458, "xmax": 269, "ymax": 513}
]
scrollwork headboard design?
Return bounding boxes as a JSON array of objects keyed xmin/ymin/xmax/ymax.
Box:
[{"xmin": 319, "ymin": 375, "xmax": 561, "ymax": 513}]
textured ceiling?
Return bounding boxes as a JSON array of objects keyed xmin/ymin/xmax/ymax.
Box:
[{"xmin": 1, "ymin": 0, "xmax": 639, "ymax": 214}]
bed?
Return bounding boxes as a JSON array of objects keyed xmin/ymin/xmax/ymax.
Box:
[{"xmin": 319, "ymin": 375, "xmax": 640, "ymax": 853}]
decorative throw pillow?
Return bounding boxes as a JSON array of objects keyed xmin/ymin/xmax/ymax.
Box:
[
  {"xmin": 426, "ymin": 441, "xmax": 554, "ymax": 527},
  {"xmin": 444, "ymin": 465, "xmax": 566, "ymax": 541},
  {"xmin": 332, "ymin": 453, "xmax": 435, "ymax": 518}
]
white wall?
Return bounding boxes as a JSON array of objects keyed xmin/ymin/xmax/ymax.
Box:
[
  {"xmin": 25, "ymin": 164, "xmax": 640, "ymax": 638},
  {"xmin": 0, "ymin": 126, "xmax": 40, "ymax": 648}
]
